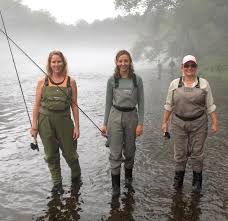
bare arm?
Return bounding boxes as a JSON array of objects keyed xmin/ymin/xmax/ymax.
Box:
[
  {"xmin": 209, "ymin": 111, "xmax": 219, "ymax": 133},
  {"xmin": 71, "ymin": 78, "xmax": 80, "ymax": 139},
  {"xmin": 162, "ymin": 80, "xmax": 175, "ymax": 134},
  {"xmin": 30, "ymin": 79, "xmax": 44, "ymax": 138},
  {"xmin": 161, "ymin": 110, "xmax": 172, "ymax": 133}
]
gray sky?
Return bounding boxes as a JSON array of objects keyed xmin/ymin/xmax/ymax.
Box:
[{"xmin": 18, "ymin": 0, "xmax": 122, "ymax": 24}]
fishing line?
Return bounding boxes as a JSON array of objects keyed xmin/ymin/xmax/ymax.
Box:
[{"xmin": 0, "ymin": 12, "xmax": 103, "ymax": 137}]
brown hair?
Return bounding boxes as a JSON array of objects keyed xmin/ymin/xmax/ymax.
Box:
[
  {"xmin": 46, "ymin": 50, "xmax": 68, "ymax": 76},
  {"xmin": 114, "ymin": 50, "xmax": 135, "ymax": 78}
]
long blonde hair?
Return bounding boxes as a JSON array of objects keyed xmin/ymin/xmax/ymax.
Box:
[
  {"xmin": 114, "ymin": 50, "xmax": 135, "ymax": 78},
  {"xmin": 46, "ymin": 50, "xmax": 68, "ymax": 76}
]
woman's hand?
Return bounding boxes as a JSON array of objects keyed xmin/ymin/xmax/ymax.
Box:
[
  {"xmin": 211, "ymin": 123, "xmax": 219, "ymax": 133},
  {"xmin": 30, "ymin": 128, "xmax": 38, "ymax": 139},
  {"xmin": 100, "ymin": 126, "xmax": 107, "ymax": 137},
  {"xmin": 73, "ymin": 126, "xmax": 80, "ymax": 140},
  {"xmin": 136, "ymin": 125, "xmax": 144, "ymax": 136},
  {"xmin": 161, "ymin": 122, "xmax": 169, "ymax": 134}
]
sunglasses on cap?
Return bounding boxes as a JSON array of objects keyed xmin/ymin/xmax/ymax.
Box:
[{"xmin": 183, "ymin": 63, "xmax": 197, "ymax": 68}]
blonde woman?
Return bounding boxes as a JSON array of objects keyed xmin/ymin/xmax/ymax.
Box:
[{"xmin": 31, "ymin": 51, "xmax": 80, "ymax": 194}]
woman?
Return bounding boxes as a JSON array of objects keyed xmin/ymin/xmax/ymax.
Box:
[
  {"xmin": 162, "ymin": 55, "xmax": 218, "ymax": 193},
  {"xmin": 30, "ymin": 51, "xmax": 81, "ymax": 194},
  {"xmin": 101, "ymin": 50, "xmax": 144, "ymax": 197}
]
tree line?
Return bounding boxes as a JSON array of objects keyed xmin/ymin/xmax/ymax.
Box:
[
  {"xmin": 1, "ymin": 0, "xmax": 228, "ymax": 72},
  {"xmin": 115, "ymin": 0, "xmax": 228, "ymax": 72}
]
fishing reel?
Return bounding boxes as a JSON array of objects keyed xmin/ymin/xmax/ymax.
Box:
[
  {"xmin": 163, "ymin": 131, "xmax": 171, "ymax": 139},
  {"xmin": 30, "ymin": 137, "xmax": 39, "ymax": 151}
]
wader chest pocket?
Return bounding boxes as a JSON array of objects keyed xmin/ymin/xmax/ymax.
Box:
[{"xmin": 45, "ymin": 97, "xmax": 69, "ymax": 110}]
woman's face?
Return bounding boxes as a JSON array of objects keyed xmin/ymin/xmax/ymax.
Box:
[
  {"xmin": 116, "ymin": 54, "xmax": 131, "ymax": 73},
  {"xmin": 50, "ymin": 54, "xmax": 64, "ymax": 74},
  {"xmin": 181, "ymin": 61, "xmax": 197, "ymax": 77}
]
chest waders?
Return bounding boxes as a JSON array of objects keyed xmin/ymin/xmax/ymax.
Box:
[
  {"xmin": 107, "ymin": 74, "xmax": 139, "ymax": 197},
  {"xmin": 38, "ymin": 76, "xmax": 81, "ymax": 191},
  {"xmin": 172, "ymin": 76, "xmax": 207, "ymax": 192}
]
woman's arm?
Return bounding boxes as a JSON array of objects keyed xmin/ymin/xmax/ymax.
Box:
[
  {"xmin": 30, "ymin": 79, "xmax": 43, "ymax": 138},
  {"xmin": 161, "ymin": 110, "xmax": 172, "ymax": 133},
  {"xmin": 161, "ymin": 80, "xmax": 176, "ymax": 134},
  {"xmin": 71, "ymin": 78, "xmax": 80, "ymax": 140},
  {"xmin": 101, "ymin": 78, "xmax": 113, "ymax": 136},
  {"xmin": 209, "ymin": 111, "xmax": 219, "ymax": 133},
  {"xmin": 136, "ymin": 76, "xmax": 144, "ymax": 136},
  {"xmin": 137, "ymin": 76, "xmax": 144, "ymax": 125},
  {"xmin": 205, "ymin": 80, "xmax": 218, "ymax": 133}
]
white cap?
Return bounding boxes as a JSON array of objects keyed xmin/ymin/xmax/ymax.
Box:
[{"xmin": 182, "ymin": 55, "xmax": 197, "ymax": 64}]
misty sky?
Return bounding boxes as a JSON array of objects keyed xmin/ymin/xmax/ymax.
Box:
[{"xmin": 18, "ymin": 0, "xmax": 122, "ymax": 24}]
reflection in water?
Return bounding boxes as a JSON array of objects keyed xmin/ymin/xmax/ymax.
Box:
[
  {"xmin": 36, "ymin": 180, "xmax": 82, "ymax": 221},
  {"xmin": 106, "ymin": 190, "xmax": 135, "ymax": 221},
  {"xmin": 169, "ymin": 192, "xmax": 202, "ymax": 221}
]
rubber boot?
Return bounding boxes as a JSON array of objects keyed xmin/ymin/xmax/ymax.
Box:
[
  {"xmin": 51, "ymin": 182, "xmax": 64, "ymax": 194},
  {"xmin": 71, "ymin": 159, "xmax": 81, "ymax": 185},
  {"xmin": 111, "ymin": 174, "xmax": 120, "ymax": 198},
  {"xmin": 192, "ymin": 171, "xmax": 202, "ymax": 193},
  {"xmin": 173, "ymin": 171, "xmax": 185, "ymax": 191},
  {"xmin": 125, "ymin": 168, "xmax": 133, "ymax": 186}
]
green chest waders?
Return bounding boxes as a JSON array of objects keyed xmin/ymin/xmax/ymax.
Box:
[{"xmin": 38, "ymin": 77, "xmax": 81, "ymax": 186}]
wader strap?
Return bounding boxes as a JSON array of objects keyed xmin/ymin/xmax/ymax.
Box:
[
  {"xmin": 67, "ymin": 76, "xmax": 71, "ymax": 88},
  {"xmin": 114, "ymin": 73, "xmax": 138, "ymax": 88},
  {"xmin": 132, "ymin": 73, "xmax": 138, "ymax": 88},
  {"xmin": 66, "ymin": 76, "xmax": 72, "ymax": 97},
  {"xmin": 195, "ymin": 76, "xmax": 200, "ymax": 88},
  {"xmin": 114, "ymin": 76, "xmax": 119, "ymax": 88},
  {"xmin": 178, "ymin": 76, "xmax": 183, "ymax": 88},
  {"xmin": 113, "ymin": 105, "xmax": 136, "ymax": 112},
  {"xmin": 44, "ymin": 76, "xmax": 49, "ymax": 86}
]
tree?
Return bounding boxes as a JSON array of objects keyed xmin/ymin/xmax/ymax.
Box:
[
  {"xmin": 114, "ymin": 0, "xmax": 228, "ymax": 68},
  {"xmin": 115, "ymin": 0, "xmax": 179, "ymax": 14}
]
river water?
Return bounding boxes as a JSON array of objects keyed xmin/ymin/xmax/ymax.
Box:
[{"xmin": 0, "ymin": 69, "xmax": 227, "ymax": 221}]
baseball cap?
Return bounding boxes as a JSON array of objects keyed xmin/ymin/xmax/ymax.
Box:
[{"xmin": 182, "ymin": 55, "xmax": 197, "ymax": 64}]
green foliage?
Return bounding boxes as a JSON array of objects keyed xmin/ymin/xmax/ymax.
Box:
[
  {"xmin": 114, "ymin": 0, "xmax": 178, "ymax": 13},
  {"xmin": 115, "ymin": 0, "xmax": 228, "ymax": 70}
]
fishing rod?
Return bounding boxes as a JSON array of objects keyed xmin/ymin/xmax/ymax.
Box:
[
  {"xmin": 0, "ymin": 11, "xmax": 39, "ymax": 151},
  {"xmin": 0, "ymin": 12, "xmax": 103, "ymax": 141}
]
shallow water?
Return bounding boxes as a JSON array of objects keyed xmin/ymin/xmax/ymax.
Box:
[{"xmin": 0, "ymin": 69, "xmax": 227, "ymax": 221}]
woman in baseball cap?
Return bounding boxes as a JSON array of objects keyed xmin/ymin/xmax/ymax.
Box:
[{"xmin": 161, "ymin": 55, "xmax": 218, "ymax": 193}]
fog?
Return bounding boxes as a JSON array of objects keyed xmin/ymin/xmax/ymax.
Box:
[
  {"xmin": 1, "ymin": 1, "xmax": 228, "ymax": 220},
  {"xmin": 0, "ymin": 0, "xmax": 150, "ymax": 77},
  {"xmin": 1, "ymin": 0, "xmax": 228, "ymax": 75}
]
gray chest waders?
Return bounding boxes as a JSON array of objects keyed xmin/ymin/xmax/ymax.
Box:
[
  {"xmin": 171, "ymin": 76, "xmax": 208, "ymax": 172},
  {"xmin": 107, "ymin": 74, "xmax": 138, "ymax": 176}
]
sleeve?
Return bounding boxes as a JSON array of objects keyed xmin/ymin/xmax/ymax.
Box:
[
  {"xmin": 164, "ymin": 82, "xmax": 174, "ymax": 112},
  {"xmin": 103, "ymin": 78, "xmax": 113, "ymax": 126},
  {"xmin": 137, "ymin": 76, "xmax": 144, "ymax": 125},
  {"xmin": 205, "ymin": 81, "xmax": 216, "ymax": 114}
]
